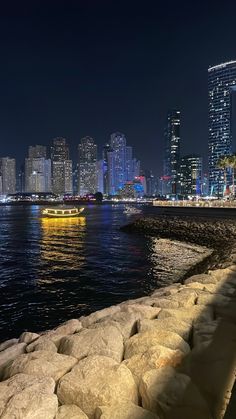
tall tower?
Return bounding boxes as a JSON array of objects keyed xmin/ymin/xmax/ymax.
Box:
[
  {"xmin": 180, "ymin": 154, "xmax": 202, "ymax": 197},
  {"xmin": 164, "ymin": 110, "xmax": 181, "ymax": 195},
  {"xmin": 25, "ymin": 145, "xmax": 51, "ymax": 193},
  {"xmin": 0, "ymin": 157, "xmax": 16, "ymax": 194},
  {"xmin": 28, "ymin": 145, "xmax": 47, "ymax": 159},
  {"xmin": 110, "ymin": 132, "xmax": 127, "ymax": 194},
  {"xmin": 208, "ymin": 60, "xmax": 236, "ymax": 196},
  {"xmin": 51, "ymin": 138, "xmax": 72, "ymax": 194},
  {"xmin": 78, "ymin": 136, "xmax": 97, "ymax": 195}
]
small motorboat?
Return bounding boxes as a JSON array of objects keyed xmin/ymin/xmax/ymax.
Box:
[
  {"xmin": 41, "ymin": 206, "xmax": 84, "ymax": 218},
  {"xmin": 123, "ymin": 205, "xmax": 142, "ymax": 215}
]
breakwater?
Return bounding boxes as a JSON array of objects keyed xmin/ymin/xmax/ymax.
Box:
[{"xmin": 0, "ymin": 215, "xmax": 236, "ymax": 418}]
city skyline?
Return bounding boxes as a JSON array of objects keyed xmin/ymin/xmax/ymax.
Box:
[{"xmin": 1, "ymin": 0, "xmax": 236, "ymax": 175}]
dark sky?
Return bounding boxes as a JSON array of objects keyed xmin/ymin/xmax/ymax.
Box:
[{"xmin": 1, "ymin": 0, "xmax": 236, "ymax": 175}]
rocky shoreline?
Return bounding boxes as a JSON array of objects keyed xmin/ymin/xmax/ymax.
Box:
[{"xmin": 0, "ymin": 216, "xmax": 236, "ymax": 418}]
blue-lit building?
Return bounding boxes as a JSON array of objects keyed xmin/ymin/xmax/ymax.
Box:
[{"xmin": 208, "ymin": 60, "xmax": 236, "ymax": 196}]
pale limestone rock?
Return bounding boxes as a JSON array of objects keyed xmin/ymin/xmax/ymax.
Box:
[
  {"xmin": 79, "ymin": 306, "xmax": 121, "ymax": 328},
  {"xmin": 119, "ymin": 296, "xmax": 155, "ymax": 306},
  {"xmin": 89, "ymin": 312, "xmax": 139, "ymax": 340},
  {"xmin": 196, "ymin": 293, "xmax": 231, "ymax": 308},
  {"xmin": 0, "ymin": 343, "xmax": 26, "ymax": 379},
  {"xmin": 140, "ymin": 366, "xmax": 212, "ymax": 418},
  {"xmin": 0, "ymin": 338, "xmax": 19, "ymax": 352},
  {"xmin": 19, "ymin": 332, "xmax": 40, "ymax": 344},
  {"xmin": 57, "ymin": 355, "xmax": 138, "ymax": 418},
  {"xmin": 33, "ymin": 339, "xmax": 58, "ymax": 352},
  {"xmin": 26, "ymin": 319, "xmax": 82, "ymax": 352},
  {"xmin": 184, "ymin": 273, "xmax": 218, "ymax": 285},
  {"xmin": 137, "ymin": 318, "xmax": 192, "ymax": 342},
  {"xmin": 151, "ymin": 284, "xmax": 183, "ymax": 298},
  {"xmin": 185, "ymin": 281, "xmax": 218, "ymax": 293},
  {"xmin": 193, "ymin": 320, "xmax": 220, "ymax": 347},
  {"xmin": 123, "ymin": 344, "xmax": 185, "ymax": 385},
  {"xmin": 120, "ymin": 304, "xmax": 161, "ymax": 319},
  {"xmin": 152, "ymin": 298, "xmax": 182, "ymax": 309},
  {"xmin": 0, "ymin": 373, "xmax": 57, "ymax": 418},
  {"xmin": 59, "ymin": 324, "xmax": 123, "ymax": 362},
  {"xmin": 4, "ymin": 350, "xmax": 77, "ymax": 382},
  {"xmin": 56, "ymin": 404, "xmax": 89, "ymax": 418},
  {"xmin": 180, "ymin": 320, "xmax": 236, "ymax": 418},
  {"xmin": 124, "ymin": 329, "xmax": 190, "ymax": 360},
  {"xmin": 153, "ymin": 289, "xmax": 197, "ymax": 309},
  {"xmin": 157, "ymin": 306, "xmax": 213, "ymax": 324},
  {"xmin": 95, "ymin": 402, "xmax": 160, "ymax": 419}
]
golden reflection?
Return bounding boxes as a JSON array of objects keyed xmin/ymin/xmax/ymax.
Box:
[
  {"xmin": 41, "ymin": 216, "xmax": 86, "ymax": 231},
  {"xmin": 39, "ymin": 216, "xmax": 86, "ymax": 283}
]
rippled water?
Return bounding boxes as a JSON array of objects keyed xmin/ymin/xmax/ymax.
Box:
[{"xmin": 0, "ymin": 205, "xmax": 208, "ymax": 341}]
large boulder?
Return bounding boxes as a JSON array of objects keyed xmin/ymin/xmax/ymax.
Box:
[
  {"xmin": 120, "ymin": 304, "xmax": 161, "ymax": 319},
  {"xmin": 124, "ymin": 329, "xmax": 190, "ymax": 360},
  {"xmin": 33, "ymin": 339, "xmax": 58, "ymax": 352},
  {"xmin": 59, "ymin": 324, "xmax": 124, "ymax": 363},
  {"xmin": 79, "ymin": 306, "xmax": 121, "ymax": 328},
  {"xmin": 89, "ymin": 312, "xmax": 138, "ymax": 340},
  {"xmin": 140, "ymin": 366, "xmax": 212, "ymax": 419},
  {"xmin": 57, "ymin": 355, "xmax": 138, "ymax": 418},
  {"xmin": 56, "ymin": 404, "xmax": 89, "ymax": 418},
  {"xmin": 0, "ymin": 343, "xmax": 26, "ymax": 379},
  {"xmin": 157, "ymin": 306, "xmax": 213, "ymax": 324},
  {"xmin": 180, "ymin": 320, "xmax": 236, "ymax": 419},
  {"xmin": 95, "ymin": 402, "xmax": 160, "ymax": 419},
  {"xmin": 19, "ymin": 332, "xmax": 40, "ymax": 344},
  {"xmin": 192, "ymin": 320, "xmax": 220, "ymax": 348},
  {"xmin": 26, "ymin": 319, "xmax": 82, "ymax": 352},
  {"xmin": 184, "ymin": 273, "xmax": 219, "ymax": 285},
  {"xmin": 0, "ymin": 373, "xmax": 58, "ymax": 418},
  {"xmin": 153, "ymin": 289, "xmax": 197, "ymax": 309},
  {"xmin": 4, "ymin": 350, "xmax": 77, "ymax": 382},
  {"xmin": 123, "ymin": 344, "xmax": 185, "ymax": 385},
  {"xmin": 0, "ymin": 339, "xmax": 19, "ymax": 352},
  {"xmin": 137, "ymin": 318, "xmax": 192, "ymax": 342}
]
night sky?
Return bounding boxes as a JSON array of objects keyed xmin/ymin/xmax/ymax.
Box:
[{"xmin": 0, "ymin": 0, "xmax": 236, "ymax": 175}]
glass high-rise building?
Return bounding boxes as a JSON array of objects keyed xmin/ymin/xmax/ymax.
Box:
[
  {"xmin": 180, "ymin": 154, "xmax": 202, "ymax": 197},
  {"xmin": 163, "ymin": 110, "xmax": 181, "ymax": 195},
  {"xmin": 110, "ymin": 132, "xmax": 127, "ymax": 194},
  {"xmin": 51, "ymin": 138, "xmax": 72, "ymax": 194},
  {"xmin": 208, "ymin": 60, "xmax": 236, "ymax": 196},
  {"xmin": 0, "ymin": 157, "xmax": 16, "ymax": 194},
  {"xmin": 78, "ymin": 136, "xmax": 97, "ymax": 195}
]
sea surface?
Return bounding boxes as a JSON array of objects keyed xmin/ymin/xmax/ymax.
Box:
[{"xmin": 0, "ymin": 204, "xmax": 208, "ymax": 341}]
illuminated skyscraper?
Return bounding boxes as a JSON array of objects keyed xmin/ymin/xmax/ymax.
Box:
[
  {"xmin": 180, "ymin": 154, "xmax": 202, "ymax": 197},
  {"xmin": 78, "ymin": 136, "xmax": 97, "ymax": 195},
  {"xmin": 28, "ymin": 145, "xmax": 47, "ymax": 159},
  {"xmin": 0, "ymin": 157, "xmax": 16, "ymax": 194},
  {"xmin": 110, "ymin": 132, "xmax": 127, "ymax": 193},
  {"xmin": 163, "ymin": 110, "xmax": 181, "ymax": 195},
  {"xmin": 51, "ymin": 138, "xmax": 72, "ymax": 194},
  {"xmin": 208, "ymin": 60, "xmax": 236, "ymax": 195},
  {"xmin": 25, "ymin": 157, "xmax": 51, "ymax": 193}
]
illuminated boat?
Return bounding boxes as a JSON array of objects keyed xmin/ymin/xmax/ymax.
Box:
[
  {"xmin": 41, "ymin": 206, "xmax": 84, "ymax": 218},
  {"xmin": 123, "ymin": 205, "xmax": 142, "ymax": 215}
]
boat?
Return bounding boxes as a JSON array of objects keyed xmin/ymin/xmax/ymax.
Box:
[
  {"xmin": 41, "ymin": 206, "xmax": 84, "ymax": 218},
  {"xmin": 123, "ymin": 205, "xmax": 142, "ymax": 215}
]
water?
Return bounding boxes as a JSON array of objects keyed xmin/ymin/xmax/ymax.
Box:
[{"xmin": 0, "ymin": 205, "xmax": 208, "ymax": 341}]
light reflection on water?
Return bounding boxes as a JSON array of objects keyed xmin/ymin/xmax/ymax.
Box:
[{"xmin": 0, "ymin": 205, "xmax": 209, "ymax": 341}]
